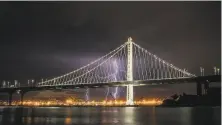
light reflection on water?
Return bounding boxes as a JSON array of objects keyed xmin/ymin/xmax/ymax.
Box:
[{"xmin": 0, "ymin": 106, "xmax": 220, "ymax": 125}]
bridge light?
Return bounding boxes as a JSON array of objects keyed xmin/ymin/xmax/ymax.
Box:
[
  {"xmin": 14, "ymin": 80, "xmax": 18, "ymax": 87},
  {"xmin": 200, "ymin": 68, "xmax": 204, "ymax": 76},
  {"xmin": 7, "ymin": 81, "xmax": 10, "ymax": 87},
  {"xmin": 2, "ymin": 81, "xmax": 6, "ymax": 88},
  {"xmin": 214, "ymin": 67, "xmax": 217, "ymax": 75},
  {"xmin": 217, "ymin": 68, "xmax": 220, "ymax": 75}
]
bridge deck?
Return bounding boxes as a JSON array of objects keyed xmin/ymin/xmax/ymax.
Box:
[{"xmin": 0, "ymin": 75, "xmax": 220, "ymax": 93}]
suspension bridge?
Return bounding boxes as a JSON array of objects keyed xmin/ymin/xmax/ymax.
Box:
[{"xmin": 0, "ymin": 37, "xmax": 220, "ymax": 105}]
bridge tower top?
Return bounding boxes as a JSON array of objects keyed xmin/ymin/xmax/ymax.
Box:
[
  {"xmin": 127, "ymin": 37, "xmax": 133, "ymax": 81},
  {"xmin": 127, "ymin": 37, "xmax": 133, "ymax": 43}
]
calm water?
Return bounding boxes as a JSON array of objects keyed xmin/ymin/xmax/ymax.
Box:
[{"xmin": 0, "ymin": 106, "xmax": 220, "ymax": 125}]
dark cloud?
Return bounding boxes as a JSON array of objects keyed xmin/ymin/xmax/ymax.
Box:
[{"xmin": 0, "ymin": 2, "xmax": 220, "ymax": 99}]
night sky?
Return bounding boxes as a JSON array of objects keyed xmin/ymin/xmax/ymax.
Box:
[{"xmin": 0, "ymin": 2, "xmax": 221, "ymax": 100}]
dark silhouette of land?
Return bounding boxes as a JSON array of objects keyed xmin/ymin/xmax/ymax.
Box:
[{"xmin": 160, "ymin": 86, "xmax": 221, "ymax": 107}]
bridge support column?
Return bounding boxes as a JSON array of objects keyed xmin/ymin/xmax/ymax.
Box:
[
  {"xmin": 126, "ymin": 85, "xmax": 134, "ymax": 105},
  {"xmin": 126, "ymin": 37, "xmax": 134, "ymax": 105},
  {"xmin": 196, "ymin": 82, "xmax": 202, "ymax": 96},
  {"xmin": 8, "ymin": 92, "xmax": 13, "ymax": 106},
  {"xmin": 204, "ymin": 81, "xmax": 209, "ymax": 95}
]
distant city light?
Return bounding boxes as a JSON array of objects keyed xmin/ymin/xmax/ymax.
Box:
[{"xmin": 0, "ymin": 98, "xmax": 163, "ymax": 106}]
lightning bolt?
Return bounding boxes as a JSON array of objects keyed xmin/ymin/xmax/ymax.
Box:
[
  {"xmin": 112, "ymin": 59, "xmax": 119, "ymax": 100},
  {"xmin": 105, "ymin": 87, "xmax": 110, "ymax": 101},
  {"xmin": 85, "ymin": 88, "xmax": 89, "ymax": 101},
  {"xmin": 84, "ymin": 59, "xmax": 123, "ymax": 101},
  {"xmin": 105, "ymin": 59, "xmax": 120, "ymax": 100}
]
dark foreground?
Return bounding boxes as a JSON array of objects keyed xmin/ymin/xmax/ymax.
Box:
[{"xmin": 0, "ymin": 106, "xmax": 220, "ymax": 125}]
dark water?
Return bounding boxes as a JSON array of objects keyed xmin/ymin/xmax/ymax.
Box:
[{"xmin": 0, "ymin": 106, "xmax": 220, "ymax": 125}]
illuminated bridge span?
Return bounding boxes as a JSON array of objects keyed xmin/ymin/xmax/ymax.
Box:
[
  {"xmin": 1, "ymin": 37, "xmax": 220, "ymax": 106},
  {"xmin": 37, "ymin": 37, "xmax": 195, "ymax": 105}
]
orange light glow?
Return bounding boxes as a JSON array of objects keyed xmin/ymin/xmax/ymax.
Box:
[{"xmin": 1, "ymin": 98, "xmax": 163, "ymax": 106}]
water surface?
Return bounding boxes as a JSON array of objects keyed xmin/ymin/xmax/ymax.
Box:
[{"xmin": 0, "ymin": 106, "xmax": 220, "ymax": 125}]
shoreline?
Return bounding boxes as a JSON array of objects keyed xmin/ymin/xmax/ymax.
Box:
[
  {"xmin": 0, "ymin": 105, "xmax": 155, "ymax": 108},
  {"xmin": 0, "ymin": 105, "xmax": 220, "ymax": 108}
]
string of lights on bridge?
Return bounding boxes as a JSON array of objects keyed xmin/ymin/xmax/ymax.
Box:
[{"xmin": 36, "ymin": 40, "xmax": 196, "ymax": 87}]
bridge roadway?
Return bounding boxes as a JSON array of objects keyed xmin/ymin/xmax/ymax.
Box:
[
  {"xmin": 0, "ymin": 75, "xmax": 220, "ymax": 105},
  {"xmin": 0, "ymin": 75, "xmax": 220, "ymax": 93}
]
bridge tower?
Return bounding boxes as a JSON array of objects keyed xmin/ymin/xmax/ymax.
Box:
[{"xmin": 126, "ymin": 37, "xmax": 134, "ymax": 105}]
